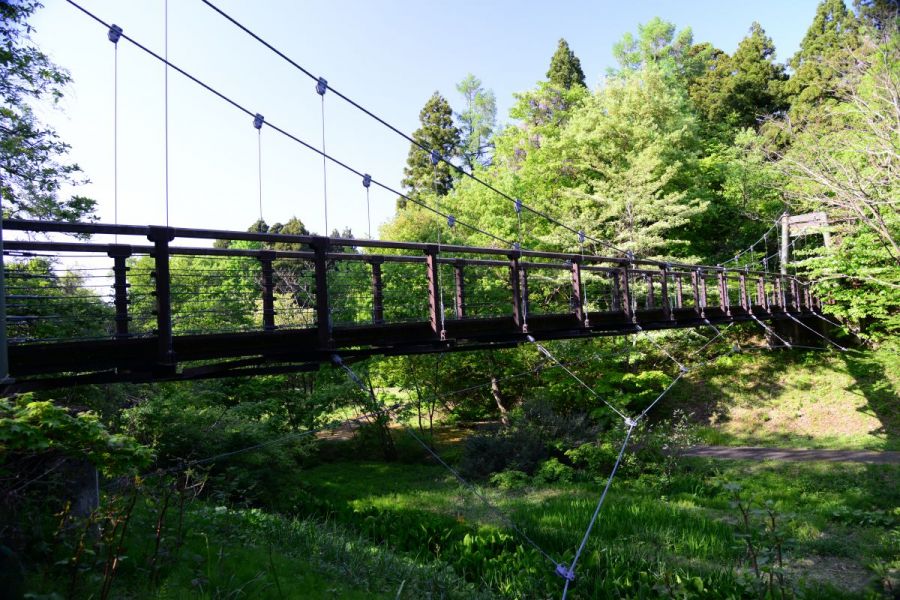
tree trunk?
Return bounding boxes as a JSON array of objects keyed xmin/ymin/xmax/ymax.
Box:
[{"xmin": 491, "ymin": 375, "xmax": 510, "ymax": 427}]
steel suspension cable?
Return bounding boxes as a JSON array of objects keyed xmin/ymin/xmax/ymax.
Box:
[
  {"xmin": 64, "ymin": 0, "xmax": 512, "ymax": 246},
  {"xmin": 197, "ymin": 0, "xmax": 627, "ymax": 256}
]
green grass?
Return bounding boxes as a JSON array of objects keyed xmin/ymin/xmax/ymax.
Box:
[
  {"xmin": 667, "ymin": 347, "xmax": 899, "ymax": 451},
  {"xmin": 24, "ymin": 497, "xmax": 488, "ymax": 599},
  {"xmin": 296, "ymin": 456, "xmax": 899, "ymax": 598}
]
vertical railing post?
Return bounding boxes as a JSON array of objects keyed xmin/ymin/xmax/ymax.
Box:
[
  {"xmin": 619, "ymin": 266, "xmax": 633, "ymax": 322},
  {"xmin": 718, "ymin": 269, "xmax": 730, "ymax": 315},
  {"xmin": 570, "ymin": 259, "xmax": 585, "ymax": 326},
  {"xmin": 510, "ymin": 253, "xmax": 526, "ymax": 332},
  {"xmin": 425, "ymin": 246, "xmax": 444, "ymax": 338},
  {"xmin": 454, "ymin": 259, "xmax": 465, "ymax": 319},
  {"xmin": 738, "ymin": 270, "xmax": 749, "ymax": 311},
  {"xmin": 659, "ymin": 265, "xmax": 671, "ymax": 320},
  {"xmin": 757, "ymin": 276, "xmax": 768, "ymax": 310},
  {"xmin": 0, "ymin": 213, "xmax": 8, "ymax": 383},
  {"xmin": 259, "ymin": 250, "xmax": 276, "ymax": 331},
  {"xmin": 610, "ymin": 271, "xmax": 620, "ymax": 312},
  {"xmin": 777, "ymin": 276, "xmax": 787, "ymax": 309},
  {"xmin": 148, "ymin": 226, "xmax": 175, "ymax": 369},
  {"xmin": 790, "ymin": 278, "xmax": 801, "ymax": 311},
  {"xmin": 108, "ymin": 246, "xmax": 132, "ymax": 339},
  {"xmin": 675, "ymin": 273, "xmax": 684, "ymax": 310},
  {"xmin": 772, "ymin": 277, "xmax": 781, "ymax": 310},
  {"xmin": 691, "ymin": 269, "xmax": 704, "ymax": 317},
  {"xmin": 645, "ymin": 274, "xmax": 655, "ymax": 309},
  {"xmin": 370, "ymin": 258, "xmax": 384, "ymax": 325},
  {"xmin": 311, "ymin": 237, "xmax": 332, "ymax": 346}
]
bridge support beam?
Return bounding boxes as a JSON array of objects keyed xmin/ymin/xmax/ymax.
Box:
[{"xmin": 148, "ymin": 227, "xmax": 176, "ymax": 370}]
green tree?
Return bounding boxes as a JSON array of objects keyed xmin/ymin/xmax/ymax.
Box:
[
  {"xmin": 547, "ymin": 38, "xmax": 586, "ymax": 89},
  {"xmin": 611, "ymin": 17, "xmax": 703, "ymax": 80},
  {"xmin": 785, "ymin": 0, "xmax": 860, "ymax": 123},
  {"xmin": 399, "ymin": 92, "xmax": 460, "ymax": 208},
  {"xmin": 0, "ymin": 1, "xmax": 95, "ymax": 220},
  {"xmin": 455, "ymin": 74, "xmax": 497, "ymax": 171},
  {"xmin": 690, "ymin": 22, "xmax": 787, "ymax": 129}
]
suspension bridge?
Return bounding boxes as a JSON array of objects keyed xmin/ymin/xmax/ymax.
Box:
[
  {"xmin": 2, "ymin": 217, "xmax": 821, "ymax": 392},
  {"xmin": 2, "ymin": 3, "xmax": 859, "ymax": 598}
]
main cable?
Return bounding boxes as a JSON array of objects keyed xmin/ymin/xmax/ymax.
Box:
[
  {"xmin": 198, "ymin": 0, "xmax": 627, "ymax": 256},
  {"xmin": 64, "ymin": 0, "xmax": 512, "ymax": 247}
]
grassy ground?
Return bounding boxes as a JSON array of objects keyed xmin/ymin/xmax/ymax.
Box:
[
  {"xmin": 666, "ymin": 347, "xmax": 899, "ymax": 451},
  {"xmin": 293, "ymin": 449, "xmax": 898, "ymax": 598}
]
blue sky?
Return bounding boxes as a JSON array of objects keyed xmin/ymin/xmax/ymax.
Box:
[{"xmin": 31, "ymin": 0, "xmax": 822, "ymax": 240}]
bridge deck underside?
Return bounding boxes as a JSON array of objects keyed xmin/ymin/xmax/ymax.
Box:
[{"xmin": 8, "ymin": 306, "xmax": 813, "ymax": 391}]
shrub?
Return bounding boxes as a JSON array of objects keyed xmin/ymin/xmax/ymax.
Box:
[
  {"xmin": 489, "ymin": 470, "xmax": 530, "ymax": 490},
  {"xmin": 458, "ymin": 427, "xmax": 545, "ymax": 479},
  {"xmin": 534, "ymin": 458, "xmax": 574, "ymax": 484}
]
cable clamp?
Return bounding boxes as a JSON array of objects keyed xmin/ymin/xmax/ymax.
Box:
[
  {"xmin": 679, "ymin": 364, "xmax": 690, "ymax": 374},
  {"xmin": 624, "ymin": 417, "xmax": 638, "ymax": 428},
  {"xmin": 430, "ymin": 149, "xmax": 441, "ymax": 166},
  {"xmin": 447, "ymin": 215, "xmax": 455, "ymax": 228},
  {"xmin": 253, "ymin": 113, "xmax": 265, "ymax": 130},
  {"xmin": 526, "ymin": 334, "xmax": 536, "ymax": 343},
  {"xmin": 555, "ymin": 564, "xmax": 575, "ymax": 582},
  {"xmin": 578, "ymin": 230, "xmax": 585, "ymax": 244},
  {"xmin": 514, "ymin": 198, "xmax": 522, "ymax": 214},
  {"xmin": 513, "ymin": 242, "xmax": 520, "ymax": 250},
  {"xmin": 108, "ymin": 24, "xmax": 123, "ymax": 44},
  {"xmin": 316, "ymin": 76, "xmax": 328, "ymax": 96},
  {"xmin": 362, "ymin": 173, "xmax": 371, "ymax": 188}
]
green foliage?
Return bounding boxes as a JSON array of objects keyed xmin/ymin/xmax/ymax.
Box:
[
  {"xmin": 4, "ymin": 258, "xmax": 115, "ymax": 342},
  {"xmin": 546, "ymin": 38, "xmax": 586, "ymax": 89},
  {"xmin": 533, "ymin": 457, "xmax": 574, "ymax": 484},
  {"xmin": 785, "ymin": 0, "xmax": 861, "ymax": 124},
  {"xmin": 399, "ymin": 91, "xmax": 460, "ymax": 206},
  {"xmin": 0, "ymin": 395, "xmax": 151, "ymax": 476},
  {"xmin": 690, "ymin": 22, "xmax": 787, "ymax": 128},
  {"xmin": 455, "ymin": 73, "xmax": 497, "ymax": 171},
  {"xmin": 489, "ymin": 469, "xmax": 530, "ymax": 490},
  {"xmin": 0, "ymin": 0, "xmax": 95, "ymax": 220}
]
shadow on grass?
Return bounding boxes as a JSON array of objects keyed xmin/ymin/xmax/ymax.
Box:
[{"xmin": 839, "ymin": 350, "xmax": 899, "ymax": 451}]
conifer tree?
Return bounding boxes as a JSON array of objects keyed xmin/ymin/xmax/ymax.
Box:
[
  {"xmin": 690, "ymin": 22, "xmax": 787, "ymax": 128},
  {"xmin": 399, "ymin": 92, "xmax": 460, "ymax": 208},
  {"xmin": 547, "ymin": 39, "xmax": 586, "ymax": 89},
  {"xmin": 785, "ymin": 0, "xmax": 860, "ymax": 122},
  {"xmin": 455, "ymin": 74, "xmax": 497, "ymax": 171}
]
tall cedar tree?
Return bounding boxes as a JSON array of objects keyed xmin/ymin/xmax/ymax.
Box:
[
  {"xmin": 689, "ymin": 22, "xmax": 787, "ymax": 128},
  {"xmin": 398, "ymin": 92, "xmax": 460, "ymax": 208},
  {"xmin": 547, "ymin": 39, "xmax": 586, "ymax": 89},
  {"xmin": 455, "ymin": 74, "xmax": 497, "ymax": 171},
  {"xmin": 785, "ymin": 0, "xmax": 860, "ymax": 123},
  {"xmin": 0, "ymin": 1, "xmax": 95, "ymax": 220}
]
